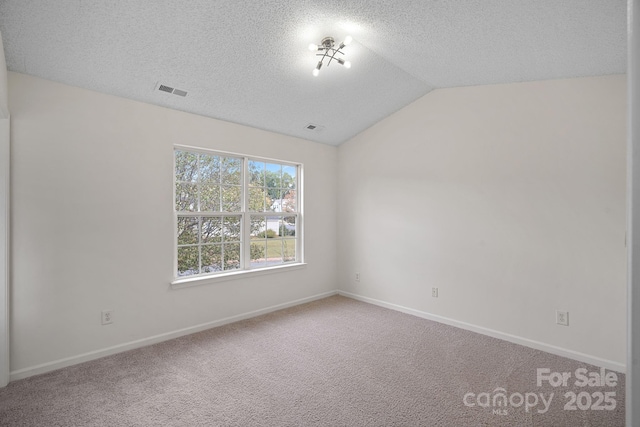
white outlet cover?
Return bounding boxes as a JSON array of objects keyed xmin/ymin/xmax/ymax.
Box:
[
  {"xmin": 556, "ymin": 310, "xmax": 569, "ymax": 326},
  {"xmin": 101, "ymin": 310, "xmax": 114, "ymax": 325}
]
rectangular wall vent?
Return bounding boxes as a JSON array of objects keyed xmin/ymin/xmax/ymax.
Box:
[{"xmin": 157, "ymin": 84, "xmax": 188, "ymax": 98}]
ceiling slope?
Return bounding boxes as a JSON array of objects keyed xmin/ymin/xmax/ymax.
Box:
[{"xmin": 0, "ymin": 1, "xmax": 627, "ymax": 145}]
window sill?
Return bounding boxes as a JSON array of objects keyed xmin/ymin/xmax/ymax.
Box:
[{"xmin": 170, "ymin": 263, "xmax": 307, "ymax": 290}]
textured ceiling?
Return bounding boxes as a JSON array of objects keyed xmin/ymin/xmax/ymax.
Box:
[{"xmin": 0, "ymin": 0, "xmax": 627, "ymax": 145}]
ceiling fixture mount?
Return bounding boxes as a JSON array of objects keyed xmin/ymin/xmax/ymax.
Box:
[{"xmin": 308, "ymin": 35, "xmax": 352, "ymax": 76}]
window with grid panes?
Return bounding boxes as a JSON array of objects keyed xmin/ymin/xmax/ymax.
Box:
[{"xmin": 174, "ymin": 147, "xmax": 301, "ymax": 279}]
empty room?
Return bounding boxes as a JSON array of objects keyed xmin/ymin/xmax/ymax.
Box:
[{"xmin": 1, "ymin": 1, "xmax": 639, "ymax": 426}]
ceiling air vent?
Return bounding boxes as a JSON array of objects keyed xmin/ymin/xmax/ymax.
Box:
[
  {"xmin": 304, "ymin": 123, "xmax": 324, "ymax": 132},
  {"xmin": 157, "ymin": 83, "xmax": 188, "ymax": 97}
]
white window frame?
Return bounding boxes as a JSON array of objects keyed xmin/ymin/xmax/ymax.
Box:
[{"xmin": 171, "ymin": 145, "xmax": 304, "ymax": 288}]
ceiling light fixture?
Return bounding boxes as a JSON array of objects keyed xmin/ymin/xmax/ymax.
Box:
[{"xmin": 309, "ymin": 35, "xmax": 352, "ymax": 76}]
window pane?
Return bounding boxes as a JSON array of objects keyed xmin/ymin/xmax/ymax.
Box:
[
  {"xmin": 199, "ymin": 154, "xmax": 220, "ymax": 183},
  {"xmin": 270, "ymin": 191, "xmax": 283, "ymax": 213},
  {"xmin": 280, "ymin": 216, "xmax": 296, "ymax": 237},
  {"xmin": 249, "ymin": 187, "xmax": 265, "ymax": 212},
  {"xmin": 177, "ymin": 246, "xmax": 199, "ymax": 277},
  {"xmin": 250, "ymin": 216, "xmax": 266, "ymax": 237},
  {"xmin": 266, "ymin": 239, "xmax": 282, "ymax": 265},
  {"xmin": 223, "ymin": 216, "xmax": 241, "ymax": 241},
  {"xmin": 249, "ymin": 161, "xmax": 265, "ymax": 187},
  {"xmin": 175, "ymin": 151, "xmax": 198, "ymax": 183},
  {"xmin": 282, "ymin": 189, "xmax": 297, "ymax": 212},
  {"xmin": 265, "ymin": 194, "xmax": 276, "ymax": 212},
  {"xmin": 265, "ymin": 164, "xmax": 281, "ymax": 205},
  {"xmin": 200, "ymin": 185, "xmax": 221, "ymax": 212},
  {"xmin": 265, "ymin": 216, "xmax": 280, "ymax": 237},
  {"xmin": 201, "ymin": 244, "xmax": 222, "ymax": 273},
  {"xmin": 201, "ymin": 217, "xmax": 222, "ymax": 243},
  {"xmin": 266, "ymin": 193, "xmax": 278, "ymax": 212},
  {"xmin": 282, "ymin": 165, "xmax": 296, "ymax": 190},
  {"xmin": 266, "ymin": 163, "xmax": 282, "ymax": 188},
  {"xmin": 176, "ymin": 182, "xmax": 197, "ymax": 211},
  {"xmin": 177, "ymin": 216, "xmax": 198, "ymax": 245},
  {"xmin": 250, "ymin": 241, "xmax": 266, "ymax": 268},
  {"xmin": 283, "ymin": 239, "xmax": 296, "ymax": 262},
  {"xmin": 223, "ymin": 243, "xmax": 241, "ymax": 270},
  {"xmin": 221, "ymin": 157, "xmax": 241, "ymax": 186},
  {"xmin": 222, "ymin": 186, "xmax": 241, "ymax": 212}
]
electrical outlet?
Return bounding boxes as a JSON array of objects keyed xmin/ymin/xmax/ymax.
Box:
[
  {"xmin": 432, "ymin": 287, "xmax": 438, "ymax": 298},
  {"xmin": 101, "ymin": 310, "xmax": 114, "ymax": 325},
  {"xmin": 556, "ymin": 310, "xmax": 569, "ymax": 326},
  {"xmin": 355, "ymin": 272, "xmax": 360, "ymax": 282}
]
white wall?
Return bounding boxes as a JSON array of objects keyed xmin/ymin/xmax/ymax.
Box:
[
  {"xmin": 8, "ymin": 72, "xmax": 338, "ymax": 375},
  {"xmin": 338, "ymin": 75, "xmax": 627, "ymax": 367},
  {"xmin": 8, "ymin": 71, "xmax": 628, "ymax": 378}
]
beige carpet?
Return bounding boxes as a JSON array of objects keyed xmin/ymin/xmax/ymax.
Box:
[{"xmin": 0, "ymin": 295, "xmax": 626, "ymax": 426}]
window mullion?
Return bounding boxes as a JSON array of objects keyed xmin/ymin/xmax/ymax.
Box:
[
  {"xmin": 198, "ymin": 234, "xmax": 203, "ymax": 274},
  {"xmin": 296, "ymin": 165, "xmax": 302, "ymax": 263},
  {"xmin": 243, "ymin": 156, "xmax": 250, "ymax": 270},
  {"xmin": 196, "ymin": 154, "xmax": 201, "ymax": 212},
  {"xmin": 174, "ymin": 151, "xmax": 178, "ymax": 278},
  {"xmin": 218, "ymin": 155, "xmax": 223, "ymax": 215},
  {"xmin": 221, "ymin": 243, "xmax": 225, "ymax": 272},
  {"xmin": 197, "ymin": 155, "xmax": 202, "ymax": 273}
]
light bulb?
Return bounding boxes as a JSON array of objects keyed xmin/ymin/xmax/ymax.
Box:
[
  {"xmin": 312, "ymin": 68, "xmax": 320, "ymax": 77},
  {"xmin": 344, "ymin": 35, "xmax": 353, "ymax": 45},
  {"xmin": 308, "ymin": 43, "xmax": 318, "ymax": 51},
  {"xmin": 344, "ymin": 61, "xmax": 351, "ymax": 69}
]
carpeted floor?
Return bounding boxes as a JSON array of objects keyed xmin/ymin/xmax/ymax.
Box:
[{"xmin": 0, "ymin": 295, "xmax": 626, "ymax": 426}]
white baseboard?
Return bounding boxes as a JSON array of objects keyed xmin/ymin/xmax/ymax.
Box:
[
  {"xmin": 10, "ymin": 290, "xmax": 338, "ymax": 381},
  {"xmin": 10, "ymin": 289, "xmax": 625, "ymax": 381},
  {"xmin": 338, "ymin": 290, "xmax": 626, "ymax": 373}
]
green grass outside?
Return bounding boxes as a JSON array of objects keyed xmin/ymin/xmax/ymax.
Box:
[{"xmin": 251, "ymin": 238, "xmax": 295, "ymax": 259}]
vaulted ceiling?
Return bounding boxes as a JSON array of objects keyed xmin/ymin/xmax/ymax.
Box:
[{"xmin": 0, "ymin": 1, "xmax": 627, "ymax": 145}]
